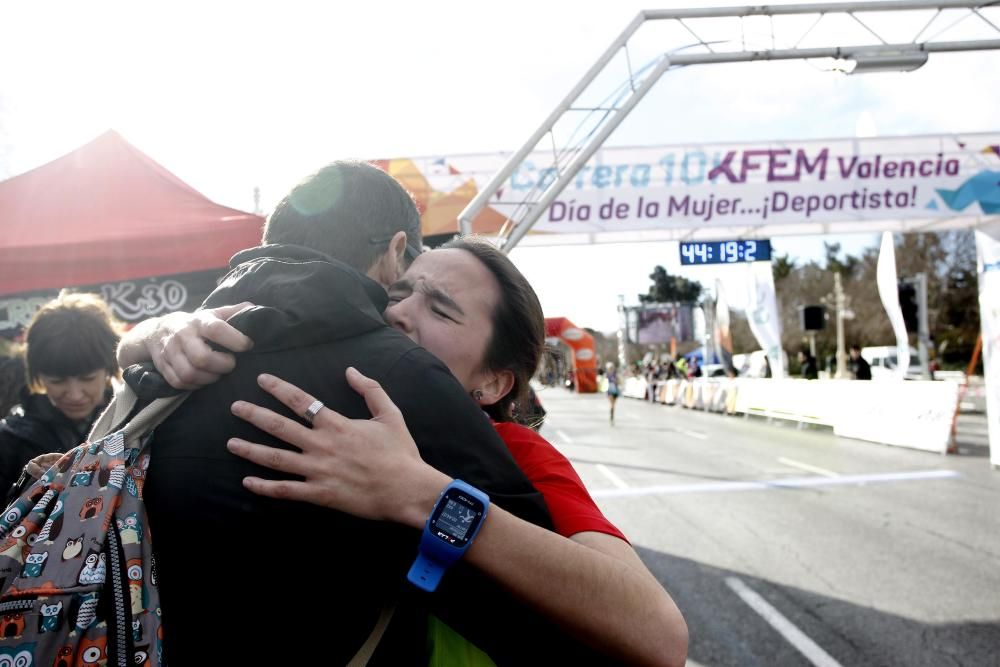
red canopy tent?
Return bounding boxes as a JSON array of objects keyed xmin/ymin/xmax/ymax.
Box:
[{"xmin": 0, "ymin": 130, "xmax": 264, "ymax": 297}]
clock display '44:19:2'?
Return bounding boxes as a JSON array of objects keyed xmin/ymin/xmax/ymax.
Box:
[{"xmin": 679, "ymin": 240, "xmax": 772, "ymax": 265}]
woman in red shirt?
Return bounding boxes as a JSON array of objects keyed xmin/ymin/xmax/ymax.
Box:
[
  {"xmin": 118, "ymin": 237, "xmax": 687, "ymax": 665},
  {"xmin": 225, "ymin": 239, "xmax": 686, "ymax": 665}
]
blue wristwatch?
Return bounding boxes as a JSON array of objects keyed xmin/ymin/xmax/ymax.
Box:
[{"xmin": 407, "ymin": 479, "xmax": 490, "ymax": 592}]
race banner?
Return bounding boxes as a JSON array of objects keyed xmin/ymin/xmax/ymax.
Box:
[
  {"xmin": 975, "ymin": 230, "xmax": 1000, "ymax": 467},
  {"xmin": 376, "ymin": 133, "xmax": 1000, "ymax": 237}
]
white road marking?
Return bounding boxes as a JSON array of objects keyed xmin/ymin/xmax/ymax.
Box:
[
  {"xmin": 676, "ymin": 428, "xmax": 709, "ymax": 440},
  {"xmin": 778, "ymin": 457, "xmax": 839, "ymax": 478},
  {"xmin": 595, "ymin": 464, "xmax": 629, "ymax": 489},
  {"xmin": 725, "ymin": 577, "xmax": 843, "ymax": 667},
  {"xmin": 556, "ymin": 430, "xmax": 573, "ymax": 444},
  {"xmin": 590, "ymin": 469, "xmax": 960, "ymax": 498}
]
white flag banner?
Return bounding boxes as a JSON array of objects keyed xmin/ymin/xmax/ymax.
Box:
[
  {"xmin": 714, "ymin": 280, "xmax": 733, "ymax": 372},
  {"xmin": 876, "ymin": 232, "xmax": 910, "ymax": 380},
  {"xmin": 745, "ymin": 262, "xmax": 785, "ymax": 379},
  {"xmin": 975, "ymin": 231, "xmax": 1000, "ymax": 467}
]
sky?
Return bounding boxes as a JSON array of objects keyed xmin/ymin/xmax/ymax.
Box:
[{"xmin": 1, "ymin": 1, "xmax": 998, "ymax": 331}]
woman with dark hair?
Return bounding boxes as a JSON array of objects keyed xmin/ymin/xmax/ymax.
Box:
[
  {"xmin": 0, "ymin": 293, "xmax": 120, "ymax": 493},
  {"xmin": 224, "ymin": 237, "xmax": 687, "ymax": 665}
]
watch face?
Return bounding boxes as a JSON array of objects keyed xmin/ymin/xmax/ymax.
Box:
[{"xmin": 429, "ymin": 490, "xmax": 486, "ymax": 547}]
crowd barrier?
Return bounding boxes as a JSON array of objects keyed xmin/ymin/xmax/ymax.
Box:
[{"xmin": 622, "ymin": 376, "xmax": 959, "ymax": 454}]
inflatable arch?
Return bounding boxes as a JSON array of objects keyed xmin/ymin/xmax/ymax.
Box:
[{"xmin": 545, "ymin": 317, "xmax": 597, "ymax": 393}]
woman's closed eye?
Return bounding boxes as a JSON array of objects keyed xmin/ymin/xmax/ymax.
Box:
[{"xmin": 431, "ymin": 307, "xmax": 456, "ymax": 322}]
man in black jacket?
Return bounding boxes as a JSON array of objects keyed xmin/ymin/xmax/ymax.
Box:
[
  {"xmin": 121, "ymin": 163, "xmax": 593, "ymax": 664},
  {"xmin": 849, "ymin": 345, "xmax": 872, "ymax": 380}
]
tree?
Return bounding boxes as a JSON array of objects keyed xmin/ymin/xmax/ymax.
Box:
[
  {"xmin": 772, "ymin": 253, "xmax": 795, "ymax": 282},
  {"xmin": 639, "ymin": 266, "xmax": 703, "ymax": 304},
  {"xmin": 933, "ymin": 230, "xmax": 980, "ymax": 366},
  {"xmin": 823, "ymin": 241, "xmax": 860, "ymax": 277},
  {"xmin": 769, "ymin": 231, "xmax": 980, "ymax": 371}
]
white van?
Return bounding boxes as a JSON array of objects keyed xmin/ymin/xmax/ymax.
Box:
[{"xmin": 861, "ymin": 346, "xmax": 922, "ymax": 380}]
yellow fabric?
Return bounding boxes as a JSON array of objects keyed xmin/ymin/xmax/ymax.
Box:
[{"xmin": 427, "ymin": 615, "xmax": 497, "ymax": 667}]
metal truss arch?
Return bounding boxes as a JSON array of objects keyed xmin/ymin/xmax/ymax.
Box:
[{"xmin": 455, "ymin": 0, "xmax": 1000, "ymax": 252}]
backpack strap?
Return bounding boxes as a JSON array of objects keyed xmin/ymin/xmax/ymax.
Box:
[
  {"xmin": 90, "ymin": 383, "xmax": 188, "ymax": 444},
  {"xmin": 346, "ymin": 601, "xmax": 396, "ymax": 667},
  {"xmin": 121, "ymin": 393, "xmax": 188, "ymax": 443},
  {"xmin": 89, "ymin": 383, "xmax": 136, "ymax": 441}
]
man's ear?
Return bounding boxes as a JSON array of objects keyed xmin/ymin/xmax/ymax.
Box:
[
  {"xmin": 368, "ymin": 231, "xmax": 409, "ymax": 287},
  {"xmin": 475, "ymin": 369, "xmax": 516, "ymax": 407}
]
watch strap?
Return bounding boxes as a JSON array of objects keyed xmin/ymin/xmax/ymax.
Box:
[
  {"xmin": 407, "ymin": 480, "xmax": 489, "ymax": 592},
  {"xmin": 407, "ymin": 552, "xmax": 447, "ymax": 593}
]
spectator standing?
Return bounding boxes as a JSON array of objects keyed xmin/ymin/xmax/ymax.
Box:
[
  {"xmin": 0, "ymin": 293, "xmax": 120, "ymax": 495},
  {"xmin": 849, "ymin": 345, "xmax": 872, "ymax": 380},
  {"xmin": 798, "ymin": 350, "xmax": 819, "ymax": 380}
]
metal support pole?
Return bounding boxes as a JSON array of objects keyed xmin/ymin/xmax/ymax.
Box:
[
  {"xmin": 457, "ymin": 12, "xmax": 647, "ymax": 236},
  {"xmin": 501, "ymin": 55, "xmax": 674, "ymax": 253},
  {"xmin": 835, "ymin": 272, "xmax": 848, "ymax": 379},
  {"xmin": 916, "ymin": 272, "xmax": 932, "ymax": 379}
]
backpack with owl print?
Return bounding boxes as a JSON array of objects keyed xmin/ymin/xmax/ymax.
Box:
[{"xmin": 0, "ymin": 387, "xmax": 187, "ymax": 667}]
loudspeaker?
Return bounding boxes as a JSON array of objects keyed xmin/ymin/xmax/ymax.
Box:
[
  {"xmin": 897, "ymin": 282, "xmax": 919, "ymax": 333},
  {"xmin": 800, "ymin": 305, "xmax": 825, "ymax": 331}
]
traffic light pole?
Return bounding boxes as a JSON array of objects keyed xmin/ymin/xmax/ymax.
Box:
[
  {"xmin": 835, "ymin": 272, "xmax": 848, "ymax": 379},
  {"xmin": 916, "ymin": 273, "xmax": 932, "ymax": 380}
]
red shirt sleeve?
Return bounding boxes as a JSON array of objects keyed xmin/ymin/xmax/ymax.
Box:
[{"xmin": 493, "ymin": 422, "xmax": 627, "ymax": 543}]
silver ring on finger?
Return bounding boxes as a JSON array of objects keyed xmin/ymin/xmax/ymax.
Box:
[{"xmin": 303, "ymin": 399, "xmax": 325, "ymax": 424}]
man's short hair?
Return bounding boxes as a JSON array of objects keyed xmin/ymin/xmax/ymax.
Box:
[{"xmin": 263, "ymin": 161, "xmax": 422, "ymax": 273}]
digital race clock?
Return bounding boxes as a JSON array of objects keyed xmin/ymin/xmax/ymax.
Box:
[{"xmin": 679, "ymin": 239, "xmax": 772, "ymax": 265}]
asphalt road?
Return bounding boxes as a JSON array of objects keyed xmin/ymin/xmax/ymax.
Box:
[{"xmin": 535, "ymin": 387, "xmax": 1000, "ymax": 667}]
